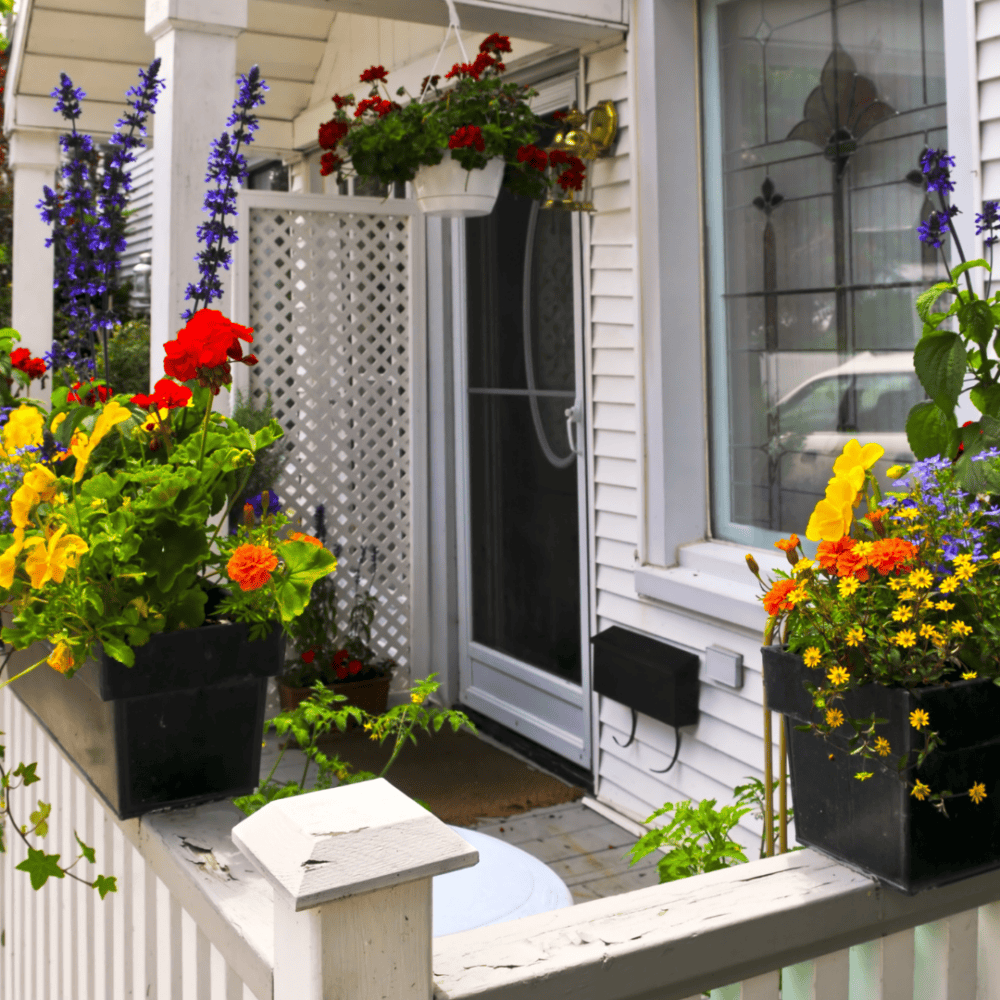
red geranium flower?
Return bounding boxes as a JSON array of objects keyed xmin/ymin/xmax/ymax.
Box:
[
  {"xmin": 331, "ymin": 93, "xmax": 354, "ymax": 110},
  {"xmin": 359, "ymin": 65, "xmax": 388, "ymax": 84},
  {"xmin": 348, "ymin": 659, "xmax": 362, "ymax": 675},
  {"xmin": 68, "ymin": 382, "xmax": 111, "ymax": 405},
  {"xmin": 517, "ymin": 144, "xmax": 548, "ymax": 172},
  {"xmin": 335, "ymin": 664, "xmax": 349, "ymax": 680},
  {"xmin": 319, "ymin": 151, "xmax": 343, "ymax": 177},
  {"xmin": 419, "ymin": 74, "xmax": 441, "ymax": 93},
  {"xmin": 448, "ymin": 125, "xmax": 485, "ymax": 152},
  {"xmin": 301, "ymin": 649, "xmax": 316, "ymax": 664},
  {"xmin": 318, "ymin": 119, "xmax": 350, "ymax": 150},
  {"xmin": 132, "ymin": 378, "xmax": 193, "ymax": 411},
  {"xmin": 354, "ymin": 97, "xmax": 398, "ymax": 119},
  {"xmin": 10, "ymin": 348, "xmax": 47, "ymax": 380},
  {"xmin": 333, "ymin": 649, "xmax": 350, "ymax": 666},
  {"xmin": 479, "ymin": 32, "xmax": 512, "ymax": 54},
  {"xmin": 162, "ymin": 309, "xmax": 256, "ymax": 394}
]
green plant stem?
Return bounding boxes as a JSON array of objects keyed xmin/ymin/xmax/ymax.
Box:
[
  {"xmin": 197, "ymin": 397, "xmax": 214, "ymax": 470},
  {"xmin": 0, "ymin": 655, "xmax": 46, "ymax": 692}
]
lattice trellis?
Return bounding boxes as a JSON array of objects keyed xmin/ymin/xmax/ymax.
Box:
[{"xmin": 247, "ymin": 206, "xmax": 413, "ymax": 678}]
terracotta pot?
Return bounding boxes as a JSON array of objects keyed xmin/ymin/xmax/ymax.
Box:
[
  {"xmin": 278, "ymin": 675, "xmax": 391, "ymax": 730},
  {"xmin": 412, "ymin": 156, "xmax": 504, "ymax": 217}
]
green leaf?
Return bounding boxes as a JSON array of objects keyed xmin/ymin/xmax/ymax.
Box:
[
  {"xmin": 15, "ymin": 847, "xmax": 64, "ymax": 890},
  {"xmin": 80, "ymin": 472, "xmax": 126, "ymax": 500},
  {"xmin": 100, "ymin": 634, "xmax": 135, "ymax": 667},
  {"xmin": 952, "ymin": 258, "xmax": 992, "ymax": 280},
  {"xmin": 75, "ymin": 832, "xmax": 96, "ymax": 864},
  {"xmin": 959, "ymin": 299, "xmax": 997, "ymax": 346},
  {"xmin": 14, "ymin": 762, "xmax": 40, "ymax": 787},
  {"xmin": 273, "ymin": 541, "xmax": 339, "ymax": 624},
  {"xmin": 92, "ymin": 874, "xmax": 117, "ymax": 899},
  {"xmin": 916, "ymin": 282, "xmax": 956, "ymax": 322},
  {"xmin": 913, "ymin": 332, "xmax": 965, "ymax": 409},
  {"xmin": 970, "ymin": 384, "xmax": 1000, "ymax": 419},
  {"xmin": 29, "ymin": 800, "xmax": 51, "ymax": 838},
  {"xmin": 906, "ymin": 400, "xmax": 958, "ymax": 460}
]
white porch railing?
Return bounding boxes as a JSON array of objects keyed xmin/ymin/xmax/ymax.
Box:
[{"xmin": 3, "ymin": 682, "xmax": 1000, "ymax": 1000}]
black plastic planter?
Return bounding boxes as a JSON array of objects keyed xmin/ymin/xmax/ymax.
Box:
[
  {"xmin": 762, "ymin": 644, "xmax": 1000, "ymax": 894},
  {"xmin": 7, "ymin": 621, "xmax": 283, "ymax": 820}
]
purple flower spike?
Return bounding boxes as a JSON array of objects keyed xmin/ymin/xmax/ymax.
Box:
[{"xmin": 920, "ymin": 148, "xmax": 956, "ymax": 195}]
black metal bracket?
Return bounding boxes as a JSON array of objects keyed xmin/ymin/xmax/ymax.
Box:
[{"xmin": 612, "ymin": 708, "xmax": 682, "ymax": 774}]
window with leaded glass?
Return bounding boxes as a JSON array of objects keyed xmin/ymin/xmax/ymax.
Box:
[{"xmin": 701, "ymin": 0, "xmax": 947, "ymax": 546}]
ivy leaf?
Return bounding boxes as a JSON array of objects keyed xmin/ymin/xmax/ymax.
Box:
[
  {"xmin": 15, "ymin": 847, "xmax": 64, "ymax": 890},
  {"xmin": 75, "ymin": 831, "xmax": 96, "ymax": 864},
  {"xmin": 13, "ymin": 762, "xmax": 40, "ymax": 787},
  {"xmin": 913, "ymin": 332, "xmax": 965, "ymax": 409},
  {"xmin": 906, "ymin": 401, "xmax": 958, "ymax": 460},
  {"xmin": 29, "ymin": 800, "xmax": 51, "ymax": 838},
  {"xmin": 92, "ymin": 874, "xmax": 117, "ymax": 899}
]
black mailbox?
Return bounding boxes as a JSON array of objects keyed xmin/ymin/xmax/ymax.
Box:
[{"xmin": 591, "ymin": 626, "xmax": 699, "ymax": 728}]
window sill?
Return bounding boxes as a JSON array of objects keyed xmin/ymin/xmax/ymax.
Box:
[{"xmin": 633, "ymin": 540, "xmax": 788, "ymax": 632}]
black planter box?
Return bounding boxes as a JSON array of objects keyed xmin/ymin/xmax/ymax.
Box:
[
  {"xmin": 592, "ymin": 626, "xmax": 699, "ymax": 728},
  {"xmin": 762, "ymin": 644, "xmax": 1000, "ymax": 894},
  {"xmin": 7, "ymin": 621, "xmax": 283, "ymax": 820}
]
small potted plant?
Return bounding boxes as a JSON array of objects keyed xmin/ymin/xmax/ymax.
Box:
[
  {"xmin": 280, "ymin": 509, "xmax": 395, "ymax": 725},
  {"xmin": 315, "ymin": 32, "xmax": 587, "ymax": 217}
]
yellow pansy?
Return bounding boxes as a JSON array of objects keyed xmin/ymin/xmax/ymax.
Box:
[
  {"xmin": 805, "ymin": 476, "xmax": 857, "ymax": 542},
  {"xmin": 0, "ymin": 404, "xmax": 44, "ymax": 461},
  {"xmin": 22, "ymin": 525, "xmax": 88, "ymax": 589},
  {"xmin": 0, "ymin": 527, "xmax": 26, "ymax": 588},
  {"xmin": 47, "ymin": 642, "xmax": 74, "ymax": 674},
  {"xmin": 832, "ymin": 439, "xmax": 885, "ymax": 477},
  {"xmin": 71, "ymin": 400, "xmax": 131, "ymax": 482},
  {"xmin": 10, "ymin": 465, "xmax": 59, "ymax": 529}
]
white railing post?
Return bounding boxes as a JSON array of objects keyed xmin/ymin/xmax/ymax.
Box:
[{"xmin": 231, "ymin": 777, "xmax": 478, "ymax": 1000}]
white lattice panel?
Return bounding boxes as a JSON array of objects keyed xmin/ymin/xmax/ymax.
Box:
[{"xmin": 246, "ymin": 205, "xmax": 414, "ymax": 677}]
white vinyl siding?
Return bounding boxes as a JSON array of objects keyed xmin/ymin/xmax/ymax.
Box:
[
  {"xmin": 121, "ymin": 145, "xmax": 153, "ymax": 293},
  {"xmin": 980, "ymin": 0, "xmax": 1000, "ymax": 200}
]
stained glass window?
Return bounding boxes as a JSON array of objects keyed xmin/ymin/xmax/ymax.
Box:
[{"xmin": 702, "ymin": 0, "xmax": 947, "ymax": 545}]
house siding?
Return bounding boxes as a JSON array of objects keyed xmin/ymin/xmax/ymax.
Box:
[
  {"xmin": 980, "ymin": 0, "xmax": 1000, "ymax": 199},
  {"xmin": 121, "ymin": 145, "xmax": 152, "ymax": 299}
]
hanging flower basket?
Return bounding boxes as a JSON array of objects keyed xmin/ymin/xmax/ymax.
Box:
[{"xmin": 412, "ymin": 155, "xmax": 505, "ymax": 217}]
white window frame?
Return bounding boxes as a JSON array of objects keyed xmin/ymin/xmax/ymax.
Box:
[{"xmin": 631, "ymin": 0, "xmax": 981, "ymax": 625}]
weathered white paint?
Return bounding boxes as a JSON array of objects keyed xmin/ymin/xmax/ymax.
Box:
[
  {"xmin": 8, "ymin": 127, "xmax": 58, "ymax": 403},
  {"xmin": 232, "ymin": 781, "xmax": 478, "ymax": 1000},
  {"xmin": 144, "ymin": 0, "xmax": 247, "ymax": 387}
]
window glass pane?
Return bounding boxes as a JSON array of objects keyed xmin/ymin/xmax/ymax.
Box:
[{"xmin": 704, "ymin": 0, "xmax": 947, "ymax": 545}]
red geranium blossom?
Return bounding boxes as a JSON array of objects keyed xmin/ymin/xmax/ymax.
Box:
[
  {"xmin": 301, "ymin": 649, "xmax": 316, "ymax": 664},
  {"xmin": 449, "ymin": 125, "xmax": 485, "ymax": 152},
  {"xmin": 335, "ymin": 664, "xmax": 349, "ymax": 680},
  {"xmin": 333, "ymin": 649, "xmax": 349, "ymax": 666},
  {"xmin": 130, "ymin": 378, "xmax": 193, "ymax": 411},
  {"xmin": 10, "ymin": 348, "xmax": 47, "ymax": 380},
  {"xmin": 517, "ymin": 144, "xmax": 548, "ymax": 172},
  {"xmin": 319, "ymin": 151, "xmax": 343, "ymax": 177},
  {"xmin": 331, "ymin": 93, "xmax": 355, "ymax": 110},
  {"xmin": 318, "ymin": 119, "xmax": 350, "ymax": 149},
  {"xmin": 479, "ymin": 32, "xmax": 512, "ymax": 54},
  {"xmin": 354, "ymin": 97, "xmax": 398, "ymax": 119},
  {"xmin": 348, "ymin": 659, "xmax": 362, "ymax": 675},
  {"xmin": 162, "ymin": 309, "xmax": 257, "ymax": 394},
  {"xmin": 359, "ymin": 65, "xmax": 388, "ymax": 84},
  {"xmin": 68, "ymin": 382, "xmax": 111, "ymax": 405}
]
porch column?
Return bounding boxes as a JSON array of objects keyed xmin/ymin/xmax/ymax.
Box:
[
  {"xmin": 8, "ymin": 128, "xmax": 59, "ymax": 403},
  {"xmin": 144, "ymin": 0, "xmax": 248, "ymax": 388}
]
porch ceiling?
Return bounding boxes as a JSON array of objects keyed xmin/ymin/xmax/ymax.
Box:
[{"xmin": 6, "ymin": 0, "xmax": 338, "ymax": 149}]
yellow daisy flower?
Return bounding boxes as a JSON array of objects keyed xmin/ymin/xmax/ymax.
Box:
[
  {"xmin": 992, "ymin": 551, "xmax": 1000, "ymax": 562},
  {"xmin": 919, "ymin": 624, "xmax": 942, "ymax": 642},
  {"xmin": 935, "ymin": 600, "xmax": 955, "ymax": 612},
  {"xmin": 896, "ymin": 507, "xmax": 920, "ymax": 520},
  {"xmin": 845, "ymin": 626, "xmax": 864, "ymax": 647},
  {"xmin": 886, "ymin": 578, "xmax": 903, "ymax": 591},
  {"xmin": 953, "ymin": 553, "xmax": 974, "ymax": 570},
  {"xmin": 939, "ymin": 576, "xmax": 959, "ymax": 593},
  {"xmin": 891, "ymin": 606, "xmax": 912, "ymax": 623},
  {"xmin": 909, "ymin": 708, "xmax": 930, "ymax": 729},
  {"xmin": 893, "ymin": 629, "xmax": 917, "ymax": 648},
  {"xmin": 827, "ymin": 665, "xmax": 850, "ymax": 686},
  {"xmin": 910, "ymin": 780, "xmax": 931, "ymax": 801},
  {"xmin": 874, "ymin": 737, "xmax": 891, "ymax": 756},
  {"xmin": 955, "ymin": 564, "xmax": 977, "ymax": 581},
  {"xmin": 898, "ymin": 589, "xmax": 917, "ymax": 601},
  {"xmin": 793, "ymin": 558, "xmax": 815, "ymax": 574},
  {"xmin": 908, "ymin": 568, "xmax": 933, "ymax": 589},
  {"xmin": 838, "ymin": 577, "xmax": 860, "ymax": 598},
  {"xmin": 802, "ymin": 647, "xmax": 822, "ymax": 668},
  {"xmin": 951, "ymin": 620, "xmax": 973, "ymax": 637},
  {"xmin": 825, "ymin": 708, "xmax": 845, "ymax": 728},
  {"xmin": 855, "ymin": 772, "xmax": 874, "ymax": 781},
  {"xmin": 970, "ymin": 782, "xmax": 988, "ymax": 805},
  {"xmin": 963, "ymin": 671, "xmax": 978, "ymax": 680}
]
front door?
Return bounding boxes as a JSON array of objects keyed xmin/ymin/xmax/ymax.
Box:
[{"xmin": 455, "ymin": 84, "xmax": 591, "ymax": 768}]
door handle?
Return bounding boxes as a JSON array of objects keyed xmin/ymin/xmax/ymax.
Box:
[{"xmin": 564, "ymin": 402, "xmax": 583, "ymax": 456}]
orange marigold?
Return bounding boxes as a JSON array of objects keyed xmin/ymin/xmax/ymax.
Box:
[
  {"xmin": 835, "ymin": 549, "xmax": 869, "ymax": 581},
  {"xmin": 774, "ymin": 534, "xmax": 799, "ymax": 552},
  {"xmin": 227, "ymin": 543, "xmax": 279, "ymax": 592},
  {"xmin": 287, "ymin": 531, "xmax": 323, "ymax": 548},
  {"xmin": 816, "ymin": 536, "xmax": 855, "ymax": 572},
  {"xmin": 763, "ymin": 579, "xmax": 798, "ymax": 616},
  {"xmin": 867, "ymin": 538, "xmax": 919, "ymax": 577}
]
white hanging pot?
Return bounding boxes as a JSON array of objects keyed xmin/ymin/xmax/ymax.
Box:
[{"xmin": 412, "ymin": 155, "xmax": 505, "ymax": 218}]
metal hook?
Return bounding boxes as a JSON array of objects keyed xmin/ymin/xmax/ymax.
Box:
[
  {"xmin": 612, "ymin": 707, "xmax": 638, "ymax": 748},
  {"xmin": 650, "ymin": 726, "xmax": 682, "ymax": 774}
]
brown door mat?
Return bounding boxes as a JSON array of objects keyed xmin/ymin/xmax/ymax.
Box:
[{"xmin": 313, "ymin": 723, "xmax": 586, "ymax": 827}]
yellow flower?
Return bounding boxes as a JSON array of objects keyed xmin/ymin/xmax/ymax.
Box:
[
  {"xmin": 874, "ymin": 736, "xmax": 891, "ymax": 756},
  {"xmin": 70, "ymin": 400, "xmax": 131, "ymax": 482},
  {"xmin": 854, "ymin": 541, "xmax": 874, "ymax": 557},
  {"xmin": 898, "ymin": 589, "xmax": 917, "ymax": 601},
  {"xmin": 919, "ymin": 624, "xmax": 942, "ymax": 641},
  {"xmin": 909, "ymin": 708, "xmax": 930, "ymax": 730},
  {"xmin": 885, "ymin": 464, "xmax": 905, "ymax": 479},
  {"xmin": 47, "ymin": 642, "xmax": 74, "ymax": 674},
  {"xmin": 410, "ymin": 692, "xmax": 424, "ymax": 705},
  {"xmin": 910, "ymin": 780, "xmax": 931, "ymax": 801},
  {"xmin": 951, "ymin": 620, "xmax": 973, "ymax": 637},
  {"xmin": 21, "ymin": 525, "xmax": 88, "ymax": 589},
  {"xmin": 10, "ymin": 465, "xmax": 59, "ymax": 529},
  {"xmin": 955, "ymin": 564, "xmax": 977, "ymax": 581},
  {"xmin": 935, "ymin": 600, "xmax": 955, "ymax": 611},
  {"xmin": 805, "ymin": 476, "xmax": 857, "ymax": 542},
  {"xmin": 953, "ymin": 553, "xmax": 974, "ymax": 570},
  {"xmin": 895, "ymin": 507, "xmax": 920, "ymax": 520},
  {"xmin": 939, "ymin": 576, "xmax": 959, "ymax": 593},
  {"xmin": 993, "ymin": 550, "xmax": 1000, "ymax": 562},
  {"xmin": 833, "ymin": 439, "xmax": 884, "ymax": 475},
  {"xmin": 963, "ymin": 671, "xmax": 978, "ymax": 680},
  {"xmin": 0, "ymin": 527, "xmax": 26, "ymax": 588},
  {"xmin": 787, "ymin": 586, "xmax": 809, "ymax": 606},
  {"xmin": 827, "ymin": 665, "xmax": 850, "ymax": 686},
  {"xmin": 845, "ymin": 626, "xmax": 864, "ymax": 647},
  {"xmin": 0, "ymin": 404, "xmax": 44, "ymax": 461},
  {"xmin": 907, "ymin": 568, "xmax": 933, "ymax": 590},
  {"xmin": 894, "ymin": 629, "xmax": 917, "ymax": 648},
  {"xmin": 970, "ymin": 782, "xmax": 988, "ymax": 805},
  {"xmin": 855, "ymin": 771, "xmax": 874, "ymax": 781},
  {"xmin": 825, "ymin": 708, "xmax": 844, "ymax": 728},
  {"xmin": 891, "ymin": 606, "xmax": 912, "ymax": 623},
  {"xmin": 886, "ymin": 578, "xmax": 903, "ymax": 591},
  {"xmin": 793, "ymin": 558, "xmax": 815, "ymax": 574},
  {"xmin": 838, "ymin": 577, "xmax": 860, "ymax": 597},
  {"xmin": 802, "ymin": 647, "xmax": 822, "ymax": 667}
]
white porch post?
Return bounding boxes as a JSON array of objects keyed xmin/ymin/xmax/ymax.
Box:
[
  {"xmin": 144, "ymin": 0, "xmax": 248, "ymax": 389},
  {"xmin": 231, "ymin": 778, "xmax": 478, "ymax": 1000},
  {"xmin": 8, "ymin": 128, "xmax": 59, "ymax": 403}
]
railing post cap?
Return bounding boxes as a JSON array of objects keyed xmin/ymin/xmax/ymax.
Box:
[{"xmin": 231, "ymin": 778, "xmax": 478, "ymax": 911}]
